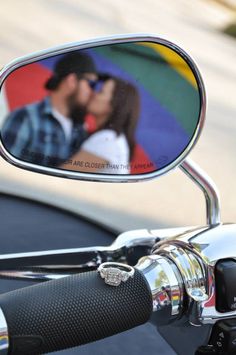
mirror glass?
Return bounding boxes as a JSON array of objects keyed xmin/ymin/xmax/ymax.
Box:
[{"xmin": 0, "ymin": 41, "xmax": 202, "ymax": 176}]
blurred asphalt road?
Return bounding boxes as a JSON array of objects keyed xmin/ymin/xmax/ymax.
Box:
[{"xmin": 0, "ymin": 0, "xmax": 236, "ymax": 232}]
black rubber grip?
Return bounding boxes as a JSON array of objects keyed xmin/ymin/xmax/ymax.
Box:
[{"xmin": 0, "ymin": 269, "xmax": 152, "ymax": 354}]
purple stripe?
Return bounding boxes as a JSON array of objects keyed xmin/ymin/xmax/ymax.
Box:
[{"xmin": 87, "ymin": 50, "xmax": 189, "ymax": 167}]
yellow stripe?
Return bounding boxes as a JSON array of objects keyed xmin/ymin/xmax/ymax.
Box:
[
  {"xmin": 139, "ymin": 42, "xmax": 198, "ymax": 89},
  {"xmin": 172, "ymin": 295, "xmax": 180, "ymax": 301},
  {"xmin": 0, "ymin": 335, "xmax": 8, "ymax": 342}
]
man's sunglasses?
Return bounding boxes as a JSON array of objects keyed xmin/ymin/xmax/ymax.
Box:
[
  {"xmin": 87, "ymin": 79, "xmax": 108, "ymax": 92},
  {"xmin": 80, "ymin": 74, "xmax": 112, "ymax": 92}
]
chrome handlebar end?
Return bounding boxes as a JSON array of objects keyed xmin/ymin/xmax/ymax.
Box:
[{"xmin": 136, "ymin": 254, "xmax": 184, "ymax": 324}]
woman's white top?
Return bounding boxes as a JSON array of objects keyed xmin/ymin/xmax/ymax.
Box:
[{"xmin": 81, "ymin": 129, "xmax": 130, "ymax": 174}]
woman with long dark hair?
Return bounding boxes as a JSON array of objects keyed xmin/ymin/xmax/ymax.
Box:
[{"xmin": 64, "ymin": 76, "xmax": 140, "ymax": 174}]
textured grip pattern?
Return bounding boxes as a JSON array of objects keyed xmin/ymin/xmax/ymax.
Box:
[{"xmin": 0, "ymin": 269, "xmax": 152, "ymax": 354}]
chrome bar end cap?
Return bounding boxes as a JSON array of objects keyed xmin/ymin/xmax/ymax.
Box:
[{"xmin": 136, "ymin": 254, "xmax": 184, "ymax": 322}]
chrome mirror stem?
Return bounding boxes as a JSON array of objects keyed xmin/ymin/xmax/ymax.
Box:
[{"xmin": 180, "ymin": 158, "xmax": 221, "ymax": 226}]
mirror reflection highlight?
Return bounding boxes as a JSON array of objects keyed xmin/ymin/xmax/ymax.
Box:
[{"xmin": 0, "ymin": 41, "xmax": 201, "ymax": 175}]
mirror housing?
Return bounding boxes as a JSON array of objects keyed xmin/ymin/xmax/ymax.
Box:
[{"xmin": 0, "ymin": 34, "xmax": 206, "ymax": 182}]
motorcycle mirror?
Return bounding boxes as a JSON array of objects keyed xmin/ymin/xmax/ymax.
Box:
[{"xmin": 0, "ymin": 34, "xmax": 206, "ymax": 182}]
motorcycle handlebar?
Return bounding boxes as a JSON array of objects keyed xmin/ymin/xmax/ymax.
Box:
[{"xmin": 0, "ymin": 269, "xmax": 153, "ymax": 354}]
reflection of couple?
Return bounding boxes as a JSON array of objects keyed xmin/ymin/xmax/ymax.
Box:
[
  {"xmin": 2, "ymin": 52, "xmax": 140, "ymax": 174},
  {"xmin": 67, "ymin": 76, "xmax": 139, "ymax": 174}
]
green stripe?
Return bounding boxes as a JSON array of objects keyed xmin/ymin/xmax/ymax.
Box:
[{"xmin": 94, "ymin": 43, "xmax": 201, "ymax": 136}]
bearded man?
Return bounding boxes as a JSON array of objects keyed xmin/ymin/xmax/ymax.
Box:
[{"xmin": 1, "ymin": 51, "xmax": 98, "ymax": 167}]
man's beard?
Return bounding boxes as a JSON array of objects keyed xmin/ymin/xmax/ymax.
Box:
[{"xmin": 66, "ymin": 93, "xmax": 87, "ymax": 125}]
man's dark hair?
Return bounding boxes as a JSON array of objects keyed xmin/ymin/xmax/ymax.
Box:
[{"xmin": 45, "ymin": 51, "xmax": 97, "ymax": 90}]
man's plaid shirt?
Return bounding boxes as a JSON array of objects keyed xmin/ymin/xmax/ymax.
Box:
[{"xmin": 1, "ymin": 97, "xmax": 88, "ymax": 167}]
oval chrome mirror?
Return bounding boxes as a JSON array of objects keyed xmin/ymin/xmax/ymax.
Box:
[{"xmin": 0, "ymin": 34, "xmax": 206, "ymax": 182}]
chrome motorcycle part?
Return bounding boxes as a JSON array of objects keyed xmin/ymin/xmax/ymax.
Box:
[
  {"xmin": 0, "ymin": 226, "xmax": 201, "ymax": 281},
  {"xmin": 0, "ymin": 308, "xmax": 8, "ymax": 354},
  {"xmin": 153, "ymin": 223, "xmax": 236, "ymax": 326},
  {"xmin": 98, "ymin": 262, "xmax": 135, "ymax": 286},
  {"xmin": 136, "ymin": 254, "xmax": 184, "ymax": 321},
  {"xmin": 180, "ymin": 158, "xmax": 221, "ymax": 226},
  {"xmin": 153, "ymin": 242, "xmax": 208, "ymax": 326}
]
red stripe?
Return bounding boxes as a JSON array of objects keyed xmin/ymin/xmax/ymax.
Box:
[
  {"xmin": 130, "ymin": 144, "xmax": 156, "ymax": 174},
  {"xmin": 5, "ymin": 63, "xmax": 51, "ymax": 111}
]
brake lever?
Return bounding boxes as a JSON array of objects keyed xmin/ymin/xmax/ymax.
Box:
[{"xmin": 0, "ymin": 226, "xmax": 199, "ymax": 281}]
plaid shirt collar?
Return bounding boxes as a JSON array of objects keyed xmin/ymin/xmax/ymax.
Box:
[{"xmin": 41, "ymin": 96, "xmax": 54, "ymax": 117}]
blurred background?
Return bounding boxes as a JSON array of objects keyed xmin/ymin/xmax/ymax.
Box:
[{"xmin": 0, "ymin": 0, "xmax": 236, "ymax": 232}]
